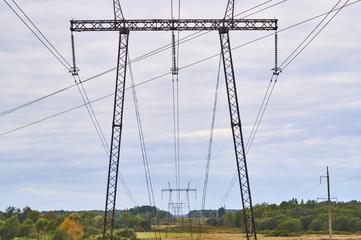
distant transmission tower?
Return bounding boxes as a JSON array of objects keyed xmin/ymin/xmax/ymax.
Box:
[{"xmin": 162, "ymin": 182, "xmax": 196, "ymax": 217}]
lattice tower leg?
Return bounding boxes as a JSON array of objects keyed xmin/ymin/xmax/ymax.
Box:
[
  {"xmin": 103, "ymin": 30, "xmax": 130, "ymax": 240},
  {"xmin": 219, "ymin": 27, "xmax": 257, "ymax": 240}
]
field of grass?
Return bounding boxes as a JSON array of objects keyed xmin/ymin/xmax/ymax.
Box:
[
  {"xmin": 136, "ymin": 224, "xmax": 361, "ymax": 240},
  {"xmin": 137, "ymin": 232, "xmax": 361, "ymax": 240},
  {"xmin": 137, "ymin": 231, "xmax": 361, "ymax": 240}
]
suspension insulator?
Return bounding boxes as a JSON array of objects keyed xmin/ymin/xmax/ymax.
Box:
[
  {"xmin": 171, "ymin": 32, "xmax": 178, "ymax": 75},
  {"xmin": 272, "ymin": 31, "xmax": 281, "ymax": 75},
  {"xmin": 70, "ymin": 32, "xmax": 79, "ymax": 76},
  {"xmin": 275, "ymin": 32, "xmax": 278, "ymax": 70}
]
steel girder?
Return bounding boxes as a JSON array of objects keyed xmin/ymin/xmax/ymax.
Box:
[{"xmin": 70, "ymin": 18, "xmax": 277, "ymax": 32}]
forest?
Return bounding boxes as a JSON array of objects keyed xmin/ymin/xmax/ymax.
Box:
[{"xmin": 1, "ymin": 199, "xmax": 361, "ymax": 239}]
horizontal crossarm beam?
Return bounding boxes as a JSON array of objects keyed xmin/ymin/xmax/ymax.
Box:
[
  {"xmin": 162, "ymin": 188, "xmax": 196, "ymax": 192},
  {"xmin": 70, "ymin": 18, "xmax": 277, "ymax": 32}
]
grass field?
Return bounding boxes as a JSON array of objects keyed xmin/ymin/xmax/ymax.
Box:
[
  {"xmin": 137, "ymin": 232, "xmax": 361, "ymax": 240},
  {"xmin": 136, "ymin": 224, "xmax": 361, "ymax": 240}
]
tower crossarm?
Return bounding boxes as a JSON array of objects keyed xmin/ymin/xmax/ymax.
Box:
[
  {"xmin": 70, "ymin": 18, "xmax": 277, "ymax": 32},
  {"xmin": 162, "ymin": 188, "xmax": 196, "ymax": 192}
]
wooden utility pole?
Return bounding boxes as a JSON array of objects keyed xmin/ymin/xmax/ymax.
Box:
[
  {"xmin": 320, "ymin": 167, "xmax": 332, "ymax": 240},
  {"xmin": 327, "ymin": 167, "xmax": 332, "ymax": 240}
]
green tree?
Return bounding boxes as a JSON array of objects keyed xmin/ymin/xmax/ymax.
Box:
[
  {"xmin": 115, "ymin": 228, "xmax": 138, "ymax": 240},
  {"xmin": 258, "ymin": 217, "xmax": 278, "ymax": 230},
  {"xmin": 223, "ymin": 212, "xmax": 235, "ymax": 228},
  {"xmin": 276, "ymin": 218, "xmax": 303, "ymax": 233},
  {"xmin": 233, "ymin": 211, "xmax": 244, "ymax": 228},
  {"xmin": 2, "ymin": 215, "xmax": 20, "ymax": 239},
  {"xmin": 27, "ymin": 209, "xmax": 41, "ymax": 223},
  {"xmin": 53, "ymin": 227, "xmax": 67, "ymax": 240},
  {"xmin": 217, "ymin": 207, "xmax": 226, "ymax": 218},
  {"xmin": 5, "ymin": 207, "xmax": 18, "ymax": 218},
  {"xmin": 0, "ymin": 220, "xmax": 5, "ymax": 239},
  {"xmin": 44, "ymin": 211, "xmax": 58, "ymax": 221},
  {"xmin": 19, "ymin": 219, "xmax": 36, "ymax": 237},
  {"xmin": 48, "ymin": 218, "xmax": 63, "ymax": 232},
  {"xmin": 115, "ymin": 212, "xmax": 138, "ymax": 229},
  {"xmin": 349, "ymin": 217, "xmax": 361, "ymax": 233},
  {"xmin": 138, "ymin": 219, "xmax": 151, "ymax": 231},
  {"xmin": 83, "ymin": 225, "xmax": 101, "ymax": 239},
  {"xmin": 36, "ymin": 218, "xmax": 49, "ymax": 235},
  {"xmin": 68, "ymin": 213, "xmax": 81, "ymax": 223},
  {"xmin": 18, "ymin": 206, "xmax": 32, "ymax": 223},
  {"xmin": 92, "ymin": 216, "xmax": 104, "ymax": 229},
  {"xmin": 206, "ymin": 217, "xmax": 218, "ymax": 226},
  {"xmin": 80, "ymin": 211, "xmax": 94, "ymax": 223},
  {"xmin": 299, "ymin": 215, "xmax": 314, "ymax": 230},
  {"xmin": 0, "ymin": 220, "xmax": 5, "ymax": 228}
]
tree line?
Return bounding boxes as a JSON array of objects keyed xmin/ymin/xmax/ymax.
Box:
[
  {"xmin": 204, "ymin": 199, "xmax": 361, "ymax": 236},
  {"xmin": 0, "ymin": 206, "xmax": 168, "ymax": 239},
  {"xmin": 1, "ymin": 199, "xmax": 361, "ymax": 239}
]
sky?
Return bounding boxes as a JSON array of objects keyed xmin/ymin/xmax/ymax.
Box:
[{"xmin": 1, "ymin": 0, "xmax": 361, "ymax": 213}]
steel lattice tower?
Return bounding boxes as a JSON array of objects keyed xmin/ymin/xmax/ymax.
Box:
[{"xmin": 70, "ymin": 1, "xmax": 277, "ymax": 239}]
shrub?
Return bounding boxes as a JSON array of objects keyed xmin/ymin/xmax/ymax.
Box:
[
  {"xmin": 271, "ymin": 229, "xmax": 290, "ymax": 236},
  {"xmin": 114, "ymin": 228, "xmax": 138, "ymax": 240},
  {"xmin": 276, "ymin": 218, "xmax": 303, "ymax": 233}
]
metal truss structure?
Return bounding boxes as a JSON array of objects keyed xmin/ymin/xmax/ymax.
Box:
[
  {"xmin": 70, "ymin": 1, "xmax": 277, "ymax": 239},
  {"xmin": 102, "ymin": 30, "xmax": 129, "ymax": 239},
  {"xmin": 219, "ymin": 26, "xmax": 256, "ymax": 239},
  {"xmin": 70, "ymin": 19, "xmax": 276, "ymax": 32},
  {"xmin": 161, "ymin": 182, "xmax": 196, "ymax": 217}
]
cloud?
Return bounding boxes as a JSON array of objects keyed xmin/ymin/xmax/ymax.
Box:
[
  {"xmin": 17, "ymin": 186, "xmax": 63, "ymax": 197},
  {"xmin": 1, "ymin": 0, "xmax": 361, "ymax": 211}
]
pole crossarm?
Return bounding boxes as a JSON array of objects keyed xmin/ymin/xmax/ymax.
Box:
[
  {"xmin": 162, "ymin": 188, "xmax": 197, "ymax": 192},
  {"xmin": 70, "ymin": 18, "xmax": 277, "ymax": 32}
]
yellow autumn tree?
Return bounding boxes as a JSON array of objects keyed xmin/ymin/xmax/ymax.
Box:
[{"xmin": 59, "ymin": 217, "xmax": 84, "ymax": 240}]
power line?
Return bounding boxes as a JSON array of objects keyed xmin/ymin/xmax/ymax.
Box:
[
  {"xmin": 3, "ymin": 0, "xmax": 71, "ymax": 70},
  {"xmin": 280, "ymin": 0, "xmax": 351, "ymax": 70},
  {"xmin": 74, "ymin": 75, "xmax": 110, "ymax": 156},
  {"xmin": 332, "ymin": 176, "xmax": 361, "ymax": 184},
  {"xmin": 3, "ymin": 0, "xmax": 343, "ymax": 119},
  {"xmin": 279, "ymin": 0, "xmax": 343, "ymax": 68},
  {"xmin": 128, "ymin": 53, "xmax": 156, "ymax": 207},
  {"xmin": 3, "ymin": 0, "xmax": 360, "ymax": 213},
  {"xmin": 3, "ymin": 0, "xmax": 359, "ymax": 172},
  {"xmin": 4, "ymin": 0, "xmax": 111, "ymax": 161},
  {"xmin": 0, "ymin": 84, "xmax": 75, "ymax": 117},
  {"xmin": 2, "ymin": 0, "xmax": 358, "ymax": 135},
  {"xmin": 3, "ymin": 0, "xmax": 110, "ymax": 154},
  {"xmin": 217, "ymin": 0, "xmax": 358, "ymax": 207},
  {"xmin": 0, "ymin": 72, "xmax": 171, "ymax": 137},
  {"xmin": 3, "ymin": 0, "xmax": 138, "ymax": 207},
  {"xmin": 197, "ymin": 53, "xmax": 222, "ymax": 239},
  {"xmin": 219, "ymin": 74, "xmax": 278, "ymax": 208},
  {"xmin": 3, "ymin": 0, "xmax": 359, "ymax": 120},
  {"xmin": 0, "ymin": 0, "xmax": 356, "ymax": 136}
]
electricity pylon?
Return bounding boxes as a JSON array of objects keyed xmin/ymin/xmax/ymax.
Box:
[{"xmin": 70, "ymin": 1, "xmax": 278, "ymax": 239}]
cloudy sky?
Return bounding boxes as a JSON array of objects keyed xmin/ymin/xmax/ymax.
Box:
[{"xmin": 1, "ymin": 0, "xmax": 361, "ymax": 212}]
